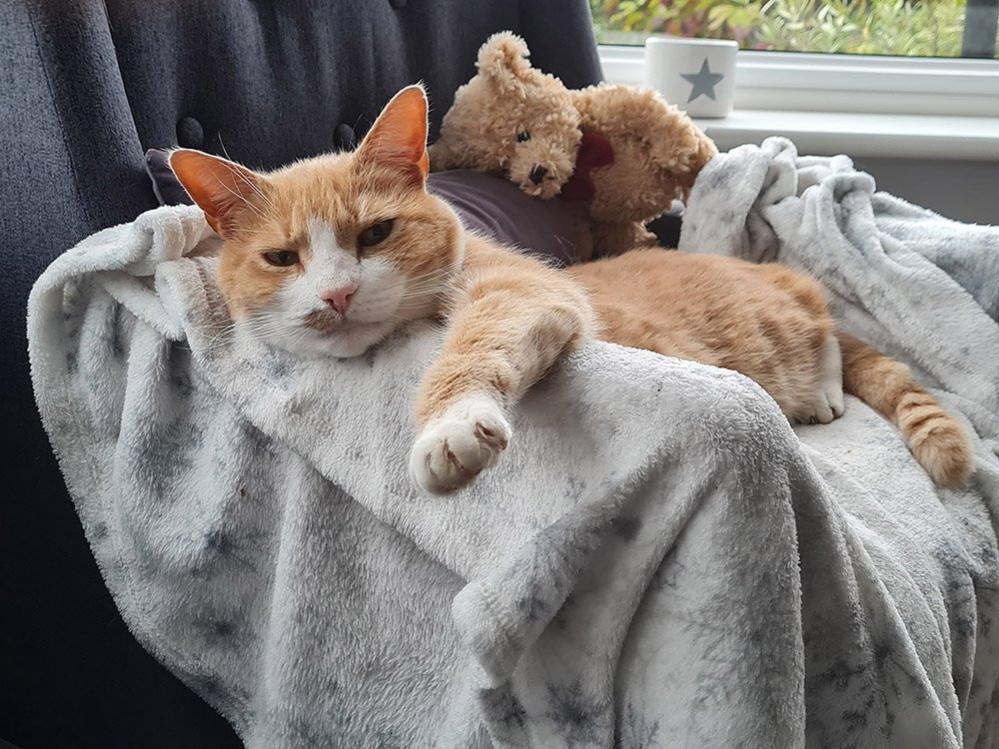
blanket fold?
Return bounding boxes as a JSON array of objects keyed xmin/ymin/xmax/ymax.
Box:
[{"xmin": 29, "ymin": 138, "xmax": 999, "ymax": 747}]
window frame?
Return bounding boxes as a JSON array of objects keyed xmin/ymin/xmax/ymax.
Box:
[
  {"xmin": 964, "ymin": 0, "xmax": 999, "ymax": 58},
  {"xmin": 599, "ymin": 44, "xmax": 999, "ymax": 118}
]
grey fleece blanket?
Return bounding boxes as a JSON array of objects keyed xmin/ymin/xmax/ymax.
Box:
[{"xmin": 28, "ymin": 137, "xmax": 999, "ymax": 747}]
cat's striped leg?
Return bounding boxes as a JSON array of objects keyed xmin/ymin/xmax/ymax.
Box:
[{"xmin": 409, "ymin": 253, "xmax": 594, "ymax": 494}]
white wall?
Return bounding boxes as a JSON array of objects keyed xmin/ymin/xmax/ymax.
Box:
[{"xmin": 851, "ymin": 157, "xmax": 999, "ymax": 225}]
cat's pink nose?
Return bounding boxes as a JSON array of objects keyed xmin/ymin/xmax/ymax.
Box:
[{"xmin": 320, "ymin": 283, "xmax": 358, "ymax": 315}]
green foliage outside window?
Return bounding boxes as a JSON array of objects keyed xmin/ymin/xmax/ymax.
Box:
[{"xmin": 591, "ymin": 0, "xmax": 996, "ymax": 58}]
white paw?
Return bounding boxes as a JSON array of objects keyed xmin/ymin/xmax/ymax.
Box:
[
  {"xmin": 825, "ymin": 380, "xmax": 845, "ymax": 419},
  {"xmin": 804, "ymin": 335, "xmax": 846, "ymax": 424},
  {"xmin": 809, "ymin": 392, "xmax": 833, "ymax": 424},
  {"xmin": 801, "ymin": 382, "xmax": 846, "ymax": 425},
  {"xmin": 409, "ymin": 395, "xmax": 512, "ymax": 494}
]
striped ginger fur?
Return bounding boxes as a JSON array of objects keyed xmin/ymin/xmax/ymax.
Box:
[
  {"xmin": 838, "ymin": 332, "xmax": 972, "ymax": 488},
  {"xmin": 572, "ymin": 250, "xmax": 972, "ymax": 490}
]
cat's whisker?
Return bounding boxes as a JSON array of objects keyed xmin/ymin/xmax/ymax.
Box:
[
  {"xmin": 197, "ymin": 321, "xmax": 241, "ymax": 350},
  {"xmin": 210, "ymin": 174, "xmax": 266, "ymax": 220},
  {"xmin": 402, "ymin": 273, "xmax": 455, "ymax": 288},
  {"xmin": 233, "ymin": 168, "xmax": 277, "ymax": 213},
  {"xmin": 215, "ymin": 135, "xmax": 275, "ymax": 212}
]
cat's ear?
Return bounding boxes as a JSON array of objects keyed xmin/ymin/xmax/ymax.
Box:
[
  {"xmin": 356, "ymin": 85, "xmax": 430, "ymax": 186},
  {"xmin": 169, "ymin": 149, "xmax": 268, "ymax": 238}
]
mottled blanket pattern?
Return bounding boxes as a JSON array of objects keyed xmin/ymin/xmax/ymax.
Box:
[{"xmin": 28, "ymin": 137, "xmax": 999, "ymax": 747}]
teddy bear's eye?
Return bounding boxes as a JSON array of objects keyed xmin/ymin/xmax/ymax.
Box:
[{"xmin": 516, "ymin": 131, "xmax": 531, "ymax": 143}]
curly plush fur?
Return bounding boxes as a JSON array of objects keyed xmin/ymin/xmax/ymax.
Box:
[{"xmin": 429, "ymin": 32, "xmax": 718, "ymax": 257}]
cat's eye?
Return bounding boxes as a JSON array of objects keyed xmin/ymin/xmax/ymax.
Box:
[
  {"xmin": 263, "ymin": 250, "xmax": 299, "ymax": 267},
  {"xmin": 359, "ymin": 219, "xmax": 394, "ymax": 248},
  {"xmin": 517, "ymin": 131, "xmax": 531, "ymax": 143}
]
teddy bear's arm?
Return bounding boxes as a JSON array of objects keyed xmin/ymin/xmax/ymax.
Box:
[
  {"xmin": 427, "ymin": 141, "xmax": 465, "ymax": 172},
  {"xmin": 573, "ymin": 84, "xmax": 716, "ymax": 207}
]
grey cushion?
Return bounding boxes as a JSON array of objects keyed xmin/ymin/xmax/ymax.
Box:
[{"xmin": 429, "ymin": 170, "xmax": 590, "ymax": 265}]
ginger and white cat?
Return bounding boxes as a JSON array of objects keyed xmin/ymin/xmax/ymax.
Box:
[{"xmin": 170, "ymin": 85, "xmax": 972, "ymax": 493}]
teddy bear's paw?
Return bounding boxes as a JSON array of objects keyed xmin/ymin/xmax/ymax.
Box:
[{"xmin": 409, "ymin": 394, "xmax": 511, "ymax": 494}]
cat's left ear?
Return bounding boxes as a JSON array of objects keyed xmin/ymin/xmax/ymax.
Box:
[
  {"xmin": 169, "ymin": 149, "xmax": 268, "ymax": 238},
  {"xmin": 356, "ymin": 84, "xmax": 430, "ymax": 187}
]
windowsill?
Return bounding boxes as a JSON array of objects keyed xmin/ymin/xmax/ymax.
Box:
[{"xmin": 693, "ymin": 110, "xmax": 999, "ymax": 162}]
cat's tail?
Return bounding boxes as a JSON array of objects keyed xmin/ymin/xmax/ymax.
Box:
[{"xmin": 837, "ymin": 331, "xmax": 973, "ymax": 488}]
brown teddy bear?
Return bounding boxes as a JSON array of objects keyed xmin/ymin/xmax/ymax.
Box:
[{"xmin": 428, "ymin": 32, "xmax": 718, "ymax": 258}]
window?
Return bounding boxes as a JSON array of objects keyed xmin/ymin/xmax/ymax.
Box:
[
  {"xmin": 590, "ymin": 0, "xmax": 999, "ymax": 59},
  {"xmin": 593, "ymin": 1, "xmax": 999, "ymax": 159}
]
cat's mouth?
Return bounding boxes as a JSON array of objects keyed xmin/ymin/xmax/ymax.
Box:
[
  {"xmin": 301, "ymin": 309, "xmax": 389, "ymax": 340},
  {"xmin": 302, "ymin": 308, "xmax": 343, "ymax": 334}
]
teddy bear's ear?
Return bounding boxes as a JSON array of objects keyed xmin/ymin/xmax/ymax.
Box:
[{"xmin": 476, "ymin": 31, "xmax": 534, "ymax": 88}]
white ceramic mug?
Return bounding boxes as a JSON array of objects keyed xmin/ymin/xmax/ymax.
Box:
[{"xmin": 644, "ymin": 36, "xmax": 738, "ymax": 118}]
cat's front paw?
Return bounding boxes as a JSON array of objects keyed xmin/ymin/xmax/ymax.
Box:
[{"xmin": 409, "ymin": 395, "xmax": 511, "ymax": 494}]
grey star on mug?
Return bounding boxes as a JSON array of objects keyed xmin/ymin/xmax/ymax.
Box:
[{"xmin": 681, "ymin": 58, "xmax": 725, "ymax": 102}]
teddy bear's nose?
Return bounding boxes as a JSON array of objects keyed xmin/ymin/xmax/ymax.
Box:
[{"xmin": 529, "ymin": 165, "xmax": 549, "ymax": 185}]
